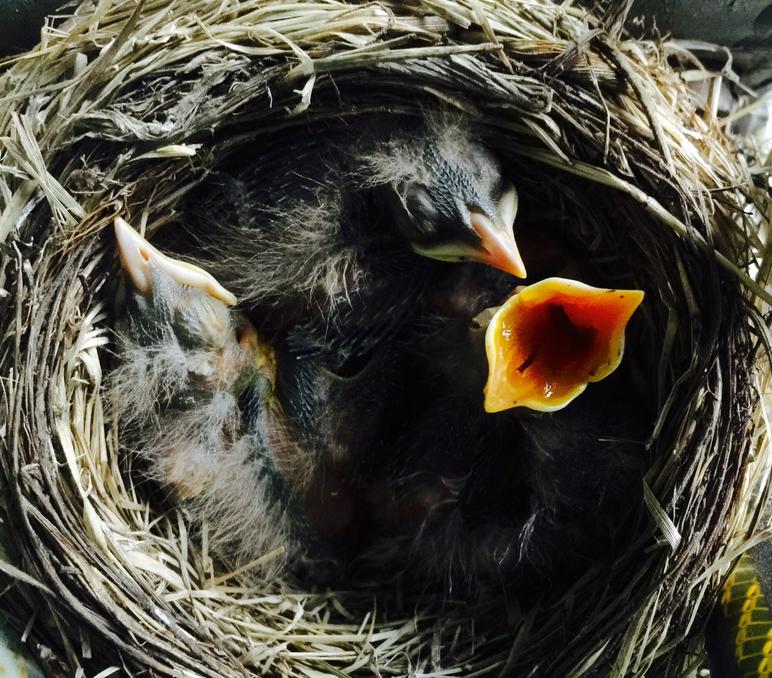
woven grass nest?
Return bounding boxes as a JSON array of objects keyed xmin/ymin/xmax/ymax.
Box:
[{"xmin": 0, "ymin": 0, "xmax": 770, "ymax": 675}]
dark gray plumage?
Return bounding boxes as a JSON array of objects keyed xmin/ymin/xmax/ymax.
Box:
[{"xmin": 185, "ymin": 113, "xmax": 523, "ymax": 374}]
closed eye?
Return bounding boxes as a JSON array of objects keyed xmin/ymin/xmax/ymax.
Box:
[
  {"xmin": 324, "ymin": 349, "xmax": 375, "ymax": 379},
  {"xmin": 405, "ymin": 186, "xmax": 438, "ymax": 234}
]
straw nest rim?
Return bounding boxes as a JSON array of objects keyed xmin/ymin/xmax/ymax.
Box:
[{"xmin": 0, "ymin": 0, "xmax": 770, "ymax": 676}]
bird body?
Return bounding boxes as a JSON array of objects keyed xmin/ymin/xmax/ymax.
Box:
[{"xmin": 186, "ymin": 114, "xmax": 523, "ymax": 371}]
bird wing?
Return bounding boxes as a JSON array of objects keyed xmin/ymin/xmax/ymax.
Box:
[{"xmin": 284, "ymin": 267, "xmax": 428, "ymax": 370}]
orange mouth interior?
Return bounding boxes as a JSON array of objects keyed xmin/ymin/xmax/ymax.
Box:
[{"xmin": 484, "ymin": 278, "xmax": 644, "ymax": 413}]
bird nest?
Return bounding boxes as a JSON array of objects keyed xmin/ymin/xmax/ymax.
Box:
[{"xmin": 0, "ymin": 0, "xmax": 770, "ymax": 675}]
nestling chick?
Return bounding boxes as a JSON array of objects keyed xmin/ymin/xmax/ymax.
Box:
[
  {"xmin": 333, "ymin": 270, "xmax": 649, "ymax": 596},
  {"xmin": 186, "ymin": 113, "xmax": 524, "ymax": 373},
  {"xmin": 110, "ymin": 218, "xmax": 322, "ymax": 575}
]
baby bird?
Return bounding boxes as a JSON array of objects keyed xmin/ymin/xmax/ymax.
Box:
[
  {"xmin": 111, "ymin": 218, "xmax": 322, "ymax": 574},
  {"xmin": 333, "ymin": 267, "xmax": 650, "ymax": 597},
  {"xmin": 185, "ymin": 113, "xmax": 524, "ymax": 373}
]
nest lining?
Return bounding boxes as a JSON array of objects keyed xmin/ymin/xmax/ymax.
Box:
[{"xmin": 0, "ymin": 0, "xmax": 770, "ymax": 676}]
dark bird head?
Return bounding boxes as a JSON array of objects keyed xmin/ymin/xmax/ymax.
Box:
[{"xmin": 367, "ymin": 123, "xmax": 526, "ymax": 278}]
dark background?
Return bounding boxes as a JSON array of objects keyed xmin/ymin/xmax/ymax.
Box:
[
  {"xmin": 631, "ymin": 0, "xmax": 772, "ymax": 87},
  {"xmin": 0, "ymin": 0, "xmax": 61, "ymax": 55}
]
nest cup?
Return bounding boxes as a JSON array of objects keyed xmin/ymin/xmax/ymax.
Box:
[{"xmin": 0, "ymin": 1, "xmax": 770, "ymax": 675}]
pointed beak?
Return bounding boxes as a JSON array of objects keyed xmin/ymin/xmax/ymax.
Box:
[
  {"xmin": 469, "ymin": 213, "xmax": 527, "ymax": 279},
  {"xmin": 469, "ymin": 182, "xmax": 526, "ymax": 279},
  {"xmin": 114, "ymin": 216, "xmax": 237, "ymax": 306}
]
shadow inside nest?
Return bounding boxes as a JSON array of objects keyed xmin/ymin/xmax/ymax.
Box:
[{"xmin": 107, "ymin": 113, "xmax": 659, "ymax": 623}]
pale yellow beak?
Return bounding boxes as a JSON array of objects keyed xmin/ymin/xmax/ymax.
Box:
[
  {"xmin": 483, "ymin": 277, "xmax": 644, "ymax": 413},
  {"xmin": 114, "ymin": 216, "xmax": 237, "ymax": 307}
]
